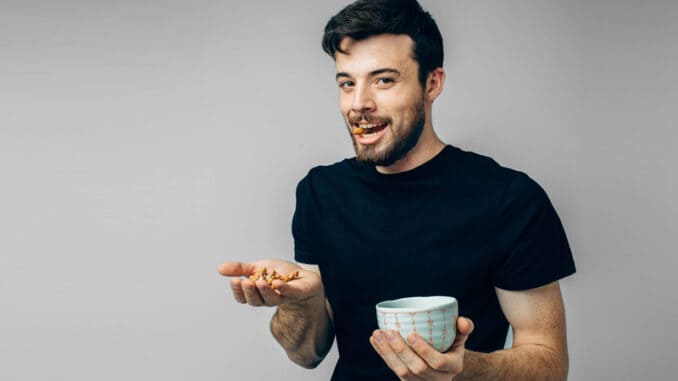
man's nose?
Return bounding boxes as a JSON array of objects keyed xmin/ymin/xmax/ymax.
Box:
[{"xmin": 351, "ymin": 85, "xmax": 376, "ymax": 113}]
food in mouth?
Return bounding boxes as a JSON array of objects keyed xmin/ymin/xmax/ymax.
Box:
[
  {"xmin": 248, "ymin": 268, "xmax": 299, "ymax": 286},
  {"xmin": 352, "ymin": 122, "xmax": 388, "ymax": 135}
]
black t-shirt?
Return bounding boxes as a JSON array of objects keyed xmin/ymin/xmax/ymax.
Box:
[{"xmin": 293, "ymin": 145, "xmax": 575, "ymax": 381}]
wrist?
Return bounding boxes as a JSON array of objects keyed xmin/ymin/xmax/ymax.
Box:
[
  {"xmin": 453, "ymin": 349, "xmax": 486, "ymax": 381},
  {"xmin": 280, "ymin": 292, "xmax": 324, "ymax": 312}
]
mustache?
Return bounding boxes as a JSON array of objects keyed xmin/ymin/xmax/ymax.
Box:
[{"xmin": 347, "ymin": 113, "xmax": 390, "ymax": 125}]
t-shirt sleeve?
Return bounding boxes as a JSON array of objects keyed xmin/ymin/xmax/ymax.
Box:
[
  {"xmin": 292, "ymin": 174, "xmax": 321, "ymax": 265},
  {"xmin": 492, "ymin": 172, "xmax": 576, "ymax": 290}
]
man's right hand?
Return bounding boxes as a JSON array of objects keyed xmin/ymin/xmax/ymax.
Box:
[{"xmin": 218, "ymin": 259, "xmax": 323, "ymax": 307}]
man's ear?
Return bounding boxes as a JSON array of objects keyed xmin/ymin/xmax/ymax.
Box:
[{"xmin": 425, "ymin": 68, "xmax": 446, "ymax": 102}]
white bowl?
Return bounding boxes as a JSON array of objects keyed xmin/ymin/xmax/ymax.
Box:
[{"xmin": 376, "ymin": 296, "xmax": 458, "ymax": 352}]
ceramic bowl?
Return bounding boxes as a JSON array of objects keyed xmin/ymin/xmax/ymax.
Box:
[{"xmin": 376, "ymin": 296, "xmax": 458, "ymax": 352}]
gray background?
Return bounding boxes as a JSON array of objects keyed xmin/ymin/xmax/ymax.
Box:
[{"xmin": 1, "ymin": 1, "xmax": 676, "ymax": 380}]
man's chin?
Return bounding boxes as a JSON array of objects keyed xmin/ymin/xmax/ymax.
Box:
[{"xmin": 355, "ymin": 148, "xmax": 398, "ymax": 167}]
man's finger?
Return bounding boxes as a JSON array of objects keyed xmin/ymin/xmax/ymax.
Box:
[
  {"xmin": 407, "ymin": 332, "xmax": 452, "ymax": 372},
  {"xmin": 256, "ymin": 280, "xmax": 284, "ymax": 306},
  {"xmin": 218, "ymin": 262, "xmax": 254, "ymax": 277},
  {"xmin": 240, "ymin": 278, "xmax": 265, "ymax": 306},
  {"xmin": 456, "ymin": 317, "xmax": 474, "ymax": 338},
  {"xmin": 449, "ymin": 317, "xmax": 474, "ymax": 351},
  {"xmin": 269, "ymin": 279, "xmax": 304, "ymax": 299},
  {"xmin": 369, "ymin": 330, "xmax": 417, "ymax": 380},
  {"xmin": 384, "ymin": 330, "xmax": 437, "ymax": 379},
  {"xmin": 230, "ymin": 277, "xmax": 247, "ymax": 304}
]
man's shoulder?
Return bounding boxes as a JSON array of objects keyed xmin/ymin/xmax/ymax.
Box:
[
  {"xmin": 296, "ymin": 157, "xmax": 356, "ymax": 188},
  {"xmin": 456, "ymin": 147, "xmax": 550, "ymax": 204},
  {"xmin": 451, "ymin": 146, "xmax": 525, "ymax": 186},
  {"xmin": 307, "ymin": 157, "xmax": 354, "ymax": 177}
]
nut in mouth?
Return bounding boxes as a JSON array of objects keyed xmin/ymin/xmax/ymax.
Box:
[{"xmin": 352, "ymin": 121, "xmax": 388, "ymax": 135}]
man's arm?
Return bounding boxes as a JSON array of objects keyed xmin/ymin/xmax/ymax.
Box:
[
  {"xmin": 219, "ymin": 260, "xmax": 335, "ymax": 369},
  {"xmin": 457, "ymin": 281, "xmax": 569, "ymax": 380},
  {"xmin": 270, "ymin": 264, "xmax": 335, "ymax": 369}
]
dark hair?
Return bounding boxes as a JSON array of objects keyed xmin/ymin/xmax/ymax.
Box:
[{"xmin": 321, "ymin": 0, "xmax": 444, "ymax": 88}]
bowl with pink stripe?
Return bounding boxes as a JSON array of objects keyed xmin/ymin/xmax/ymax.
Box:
[{"xmin": 376, "ymin": 296, "xmax": 458, "ymax": 352}]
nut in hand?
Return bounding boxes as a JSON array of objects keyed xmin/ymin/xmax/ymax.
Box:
[{"xmin": 248, "ymin": 267, "xmax": 300, "ymax": 287}]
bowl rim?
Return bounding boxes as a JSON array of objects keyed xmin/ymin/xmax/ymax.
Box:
[{"xmin": 376, "ymin": 295, "xmax": 457, "ymax": 312}]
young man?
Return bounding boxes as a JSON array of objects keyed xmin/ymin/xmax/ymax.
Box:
[{"xmin": 219, "ymin": 1, "xmax": 576, "ymax": 380}]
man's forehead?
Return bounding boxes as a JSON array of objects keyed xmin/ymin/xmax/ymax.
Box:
[
  {"xmin": 337, "ymin": 34, "xmax": 415, "ymax": 55},
  {"xmin": 335, "ymin": 34, "xmax": 416, "ymax": 74}
]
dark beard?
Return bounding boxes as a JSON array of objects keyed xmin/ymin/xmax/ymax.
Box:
[{"xmin": 353, "ymin": 101, "xmax": 426, "ymax": 167}]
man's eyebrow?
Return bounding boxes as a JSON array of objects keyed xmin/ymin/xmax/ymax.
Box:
[
  {"xmin": 335, "ymin": 68, "xmax": 401, "ymax": 80},
  {"xmin": 370, "ymin": 68, "xmax": 401, "ymax": 76}
]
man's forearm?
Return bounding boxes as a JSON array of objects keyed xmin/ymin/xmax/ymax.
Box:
[
  {"xmin": 270, "ymin": 295, "xmax": 334, "ymax": 369},
  {"xmin": 456, "ymin": 344, "xmax": 568, "ymax": 381}
]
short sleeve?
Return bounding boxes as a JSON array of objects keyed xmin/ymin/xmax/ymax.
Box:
[
  {"xmin": 292, "ymin": 174, "xmax": 321, "ymax": 265},
  {"xmin": 492, "ymin": 173, "xmax": 576, "ymax": 290}
]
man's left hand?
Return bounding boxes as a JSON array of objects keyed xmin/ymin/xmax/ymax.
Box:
[{"xmin": 370, "ymin": 317, "xmax": 474, "ymax": 381}]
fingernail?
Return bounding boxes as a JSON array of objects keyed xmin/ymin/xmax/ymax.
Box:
[
  {"xmin": 374, "ymin": 331, "xmax": 385, "ymax": 343},
  {"xmin": 387, "ymin": 331, "xmax": 398, "ymax": 342},
  {"xmin": 407, "ymin": 333, "xmax": 418, "ymax": 345}
]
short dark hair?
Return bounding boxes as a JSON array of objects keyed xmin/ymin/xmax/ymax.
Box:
[{"xmin": 321, "ymin": 0, "xmax": 444, "ymax": 88}]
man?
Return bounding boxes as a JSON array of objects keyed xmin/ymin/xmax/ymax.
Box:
[{"xmin": 219, "ymin": 0, "xmax": 576, "ymax": 380}]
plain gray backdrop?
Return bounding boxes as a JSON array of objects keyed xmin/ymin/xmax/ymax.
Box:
[{"xmin": 1, "ymin": 1, "xmax": 677, "ymax": 380}]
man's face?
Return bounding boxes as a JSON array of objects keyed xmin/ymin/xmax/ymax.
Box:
[{"xmin": 335, "ymin": 34, "xmax": 427, "ymax": 167}]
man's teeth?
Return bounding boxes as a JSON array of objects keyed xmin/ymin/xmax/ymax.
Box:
[{"xmin": 356, "ymin": 122, "xmax": 386, "ymax": 130}]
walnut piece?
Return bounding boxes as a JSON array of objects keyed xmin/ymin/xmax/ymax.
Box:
[{"xmin": 248, "ymin": 268, "xmax": 299, "ymax": 286}]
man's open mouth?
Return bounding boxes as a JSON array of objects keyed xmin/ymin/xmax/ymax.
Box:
[{"xmin": 352, "ymin": 122, "xmax": 388, "ymax": 135}]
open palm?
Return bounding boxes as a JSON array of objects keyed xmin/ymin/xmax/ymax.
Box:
[{"xmin": 219, "ymin": 259, "xmax": 323, "ymax": 306}]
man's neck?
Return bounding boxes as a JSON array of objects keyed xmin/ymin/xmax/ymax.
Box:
[{"xmin": 376, "ymin": 132, "xmax": 446, "ymax": 174}]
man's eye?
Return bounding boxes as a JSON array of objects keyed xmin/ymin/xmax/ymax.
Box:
[
  {"xmin": 377, "ymin": 77, "xmax": 394, "ymax": 85},
  {"xmin": 339, "ymin": 80, "xmax": 354, "ymax": 88}
]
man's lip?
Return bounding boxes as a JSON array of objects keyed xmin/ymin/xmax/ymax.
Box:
[{"xmin": 354, "ymin": 123, "xmax": 388, "ymax": 144}]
